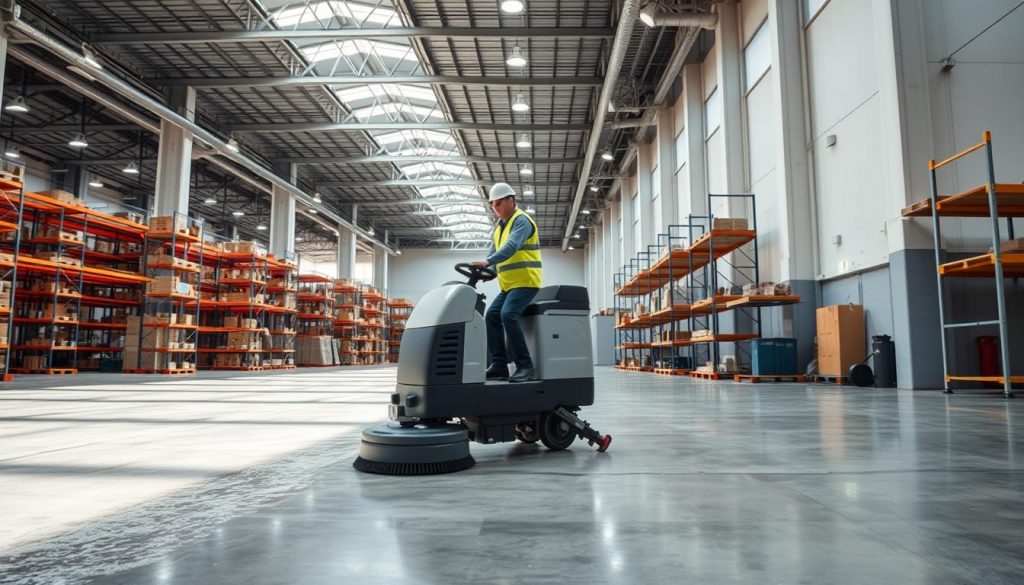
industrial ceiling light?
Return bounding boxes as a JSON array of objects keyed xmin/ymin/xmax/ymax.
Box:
[
  {"xmin": 204, "ymin": 197, "xmax": 217, "ymax": 205},
  {"xmin": 511, "ymin": 93, "xmax": 530, "ymax": 112},
  {"xmin": 308, "ymin": 208, "xmax": 318, "ymax": 214},
  {"xmin": 122, "ymin": 161, "xmax": 140, "ymax": 175},
  {"xmin": 506, "ymin": 46, "xmax": 528, "ymax": 68},
  {"xmin": 368, "ymin": 226, "xmax": 375, "ymax": 236},
  {"xmin": 232, "ymin": 210, "xmax": 245, "ymax": 217},
  {"xmin": 516, "ymin": 133, "xmax": 531, "ymax": 149},
  {"xmin": 581, "ymin": 209, "xmax": 591, "ymax": 215},
  {"xmin": 295, "ymin": 237, "xmax": 303, "ymax": 242},
  {"xmin": 573, "ymin": 232, "xmax": 581, "ymax": 239},
  {"xmin": 4, "ymin": 96, "xmax": 29, "ymax": 114},
  {"xmin": 4, "ymin": 145, "xmax": 19, "ymax": 159},
  {"xmin": 500, "ymin": 0, "xmax": 525, "ymax": 14},
  {"xmin": 81, "ymin": 44, "xmax": 104, "ymax": 70},
  {"xmin": 312, "ymin": 192, "xmax": 322, "ymax": 203},
  {"xmin": 568, "ymin": 246, "xmax": 575, "ymax": 250},
  {"xmin": 525, "ymin": 206, "xmax": 536, "ymax": 214},
  {"xmin": 88, "ymin": 177, "xmax": 104, "ymax": 188},
  {"xmin": 639, "ymin": 6, "xmax": 658, "ymax": 27},
  {"xmin": 256, "ymin": 224, "xmax": 267, "ymax": 231},
  {"xmin": 68, "ymin": 133, "xmax": 89, "ymax": 149},
  {"xmin": 523, "ymin": 185, "xmax": 535, "ymax": 196},
  {"xmin": 226, "ymin": 137, "xmax": 240, "ymax": 152},
  {"xmin": 519, "ymin": 164, "xmax": 533, "ymax": 176},
  {"xmin": 589, "ymin": 185, "xmax": 599, "ymax": 192},
  {"xmin": 600, "ymin": 150, "xmax": 614, "ymax": 161}
]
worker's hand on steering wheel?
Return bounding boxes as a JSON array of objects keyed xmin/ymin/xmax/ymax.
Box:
[{"xmin": 470, "ymin": 260, "xmax": 489, "ymax": 269}]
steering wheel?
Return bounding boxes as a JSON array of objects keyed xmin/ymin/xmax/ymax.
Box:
[{"xmin": 454, "ymin": 263, "xmax": 497, "ymax": 288}]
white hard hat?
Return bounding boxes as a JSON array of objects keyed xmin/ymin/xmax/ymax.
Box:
[{"xmin": 488, "ymin": 182, "xmax": 516, "ymax": 202}]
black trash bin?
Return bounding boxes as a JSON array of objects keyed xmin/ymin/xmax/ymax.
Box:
[{"xmin": 872, "ymin": 335, "xmax": 897, "ymax": 388}]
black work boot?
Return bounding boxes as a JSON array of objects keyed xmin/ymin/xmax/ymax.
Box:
[
  {"xmin": 508, "ymin": 366, "xmax": 537, "ymax": 383},
  {"xmin": 486, "ymin": 363, "xmax": 509, "ymax": 380}
]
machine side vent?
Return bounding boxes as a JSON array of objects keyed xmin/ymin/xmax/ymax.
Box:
[{"xmin": 432, "ymin": 328, "xmax": 462, "ymax": 379}]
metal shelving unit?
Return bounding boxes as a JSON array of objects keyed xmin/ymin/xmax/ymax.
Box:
[
  {"xmin": 920, "ymin": 131, "xmax": 1021, "ymax": 397},
  {"xmin": 611, "ymin": 194, "xmax": 801, "ymax": 379}
]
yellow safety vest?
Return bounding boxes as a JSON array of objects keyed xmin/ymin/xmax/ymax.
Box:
[{"xmin": 492, "ymin": 207, "xmax": 542, "ymax": 291}]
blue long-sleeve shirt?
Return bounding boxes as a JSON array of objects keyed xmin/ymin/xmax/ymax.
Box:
[{"xmin": 486, "ymin": 212, "xmax": 535, "ymax": 266}]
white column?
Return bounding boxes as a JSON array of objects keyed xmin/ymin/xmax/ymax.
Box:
[
  {"xmin": 153, "ymin": 86, "xmax": 196, "ymax": 217},
  {"xmin": 636, "ymin": 143, "xmax": 654, "ymax": 249},
  {"xmin": 603, "ymin": 204, "xmax": 614, "ymax": 309},
  {"xmin": 269, "ymin": 164, "xmax": 297, "ymax": 259},
  {"xmin": 373, "ymin": 246, "xmax": 388, "ymax": 290},
  {"xmin": 768, "ymin": 0, "xmax": 816, "ymax": 283},
  {"xmin": 715, "ymin": 1, "xmax": 746, "ymax": 198},
  {"xmin": 336, "ymin": 226, "xmax": 353, "ymax": 280},
  {"xmin": 656, "ymin": 109, "xmax": 677, "ymax": 234},
  {"xmin": 683, "ymin": 65, "xmax": 708, "ymax": 216},
  {"xmin": 0, "ymin": 33, "xmax": 9, "ymax": 114},
  {"xmin": 619, "ymin": 177, "xmax": 635, "ymax": 259},
  {"xmin": 269, "ymin": 185, "xmax": 295, "ymax": 259}
]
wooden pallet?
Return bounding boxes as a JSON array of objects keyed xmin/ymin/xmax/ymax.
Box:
[
  {"xmin": 690, "ymin": 370, "xmax": 735, "ymax": 380},
  {"xmin": 10, "ymin": 368, "xmax": 77, "ymax": 375},
  {"xmin": 813, "ymin": 375, "xmax": 849, "ymax": 385},
  {"xmin": 124, "ymin": 368, "xmax": 195, "ymax": 375},
  {"xmin": 654, "ymin": 368, "xmax": 691, "ymax": 376},
  {"xmin": 734, "ymin": 374, "xmax": 807, "ymax": 383}
]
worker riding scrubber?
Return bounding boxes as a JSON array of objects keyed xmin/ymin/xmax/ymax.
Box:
[
  {"xmin": 471, "ymin": 182, "xmax": 543, "ymax": 383},
  {"xmin": 351, "ymin": 183, "xmax": 611, "ymax": 475}
]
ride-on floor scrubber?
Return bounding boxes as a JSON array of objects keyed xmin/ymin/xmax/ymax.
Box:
[{"xmin": 354, "ymin": 263, "xmax": 611, "ymax": 475}]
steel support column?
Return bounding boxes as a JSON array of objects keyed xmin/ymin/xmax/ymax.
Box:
[{"xmin": 153, "ymin": 86, "xmax": 195, "ymax": 217}]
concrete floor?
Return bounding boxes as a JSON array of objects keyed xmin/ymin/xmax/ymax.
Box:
[{"xmin": 1, "ymin": 367, "xmax": 1023, "ymax": 584}]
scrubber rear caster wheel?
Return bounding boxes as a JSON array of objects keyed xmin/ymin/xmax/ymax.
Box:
[
  {"xmin": 539, "ymin": 411, "xmax": 576, "ymax": 450},
  {"xmin": 514, "ymin": 423, "xmax": 539, "ymax": 443}
]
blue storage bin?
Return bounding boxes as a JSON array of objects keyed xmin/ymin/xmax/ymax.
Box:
[{"xmin": 751, "ymin": 338, "xmax": 798, "ymax": 375}]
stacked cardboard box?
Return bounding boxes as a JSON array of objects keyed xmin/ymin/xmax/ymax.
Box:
[
  {"xmin": 113, "ymin": 211, "xmax": 146, "ymax": 224},
  {"xmin": 741, "ymin": 282, "xmax": 793, "ymax": 296},
  {"xmin": 660, "ymin": 329, "xmax": 691, "ymax": 342},
  {"xmin": 38, "ymin": 189, "xmax": 84, "ymax": 206},
  {"xmin": 32, "ymin": 251, "xmax": 81, "ymax": 266},
  {"xmin": 222, "ymin": 241, "xmax": 266, "ymax": 256},
  {"xmin": 712, "ymin": 217, "xmax": 749, "ymax": 231},
  {"xmin": 147, "ymin": 276, "xmax": 195, "ymax": 297},
  {"xmin": 23, "ymin": 355, "xmax": 47, "ymax": 370},
  {"xmin": 816, "ymin": 304, "xmax": 865, "ymax": 376},
  {"xmin": 296, "ymin": 335, "xmax": 339, "ymax": 366},
  {"xmin": 149, "ymin": 215, "xmax": 187, "ymax": 233},
  {"xmin": 146, "ymin": 252, "xmax": 199, "ymax": 271},
  {"xmin": 660, "ymin": 286, "xmax": 689, "ymax": 309}
]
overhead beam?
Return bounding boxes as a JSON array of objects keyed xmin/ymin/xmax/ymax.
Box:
[
  {"xmin": 11, "ymin": 124, "xmax": 142, "ymax": 134},
  {"xmin": 333, "ymin": 199, "xmax": 564, "ymax": 207},
  {"xmin": 92, "ymin": 28, "xmax": 616, "ymax": 45},
  {"xmin": 319, "ymin": 180, "xmax": 566, "ymax": 188},
  {"xmin": 151, "ymin": 75, "xmax": 603, "ymax": 89},
  {"xmin": 277, "ymin": 155, "xmax": 584, "ymax": 165},
  {"xmin": 231, "ymin": 121, "xmax": 590, "ymax": 133}
]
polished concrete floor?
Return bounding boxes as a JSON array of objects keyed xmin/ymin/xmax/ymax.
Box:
[{"xmin": 1, "ymin": 367, "xmax": 1023, "ymax": 584}]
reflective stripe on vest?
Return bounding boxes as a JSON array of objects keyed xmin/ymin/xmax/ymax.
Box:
[{"xmin": 492, "ymin": 208, "xmax": 542, "ymax": 291}]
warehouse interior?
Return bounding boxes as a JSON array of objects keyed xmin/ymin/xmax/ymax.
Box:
[{"xmin": 2, "ymin": 0, "xmax": 1023, "ymax": 583}]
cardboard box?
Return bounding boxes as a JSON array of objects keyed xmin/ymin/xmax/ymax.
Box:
[
  {"xmin": 150, "ymin": 215, "xmax": 186, "ymax": 232},
  {"xmin": 1000, "ymin": 238, "xmax": 1024, "ymax": 254},
  {"xmin": 38, "ymin": 189, "xmax": 80, "ymax": 205},
  {"xmin": 816, "ymin": 304, "xmax": 865, "ymax": 376},
  {"xmin": 712, "ymin": 217, "xmax": 749, "ymax": 231},
  {"xmin": 114, "ymin": 211, "xmax": 146, "ymax": 224},
  {"xmin": 660, "ymin": 286, "xmax": 689, "ymax": 308},
  {"xmin": 692, "ymin": 329, "xmax": 712, "ymax": 339}
]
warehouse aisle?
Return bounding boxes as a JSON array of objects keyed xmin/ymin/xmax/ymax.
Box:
[
  {"xmin": 3, "ymin": 369, "xmax": 1024, "ymax": 584},
  {"xmin": 0, "ymin": 368, "xmax": 392, "ymax": 552}
]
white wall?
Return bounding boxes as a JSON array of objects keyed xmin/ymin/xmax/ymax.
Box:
[
  {"xmin": 387, "ymin": 247, "xmax": 585, "ymax": 304},
  {"xmin": 805, "ymin": 0, "xmax": 891, "ymax": 277},
  {"xmin": 922, "ymin": 0, "xmax": 1024, "ymax": 251}
]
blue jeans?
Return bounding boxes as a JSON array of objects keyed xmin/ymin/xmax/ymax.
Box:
[{"xmin": 485, "ymin": 287, "xmax": 539, "ymax": 369}]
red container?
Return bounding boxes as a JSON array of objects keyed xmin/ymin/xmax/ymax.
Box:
[{"xmin": 977, "ymin": 336, "xmax": 1000, "ymax": 376}]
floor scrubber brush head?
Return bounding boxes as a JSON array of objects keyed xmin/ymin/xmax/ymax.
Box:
[{"xmin": 353, "ymin": 423, "xmax": 475, "ymax": 475}]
